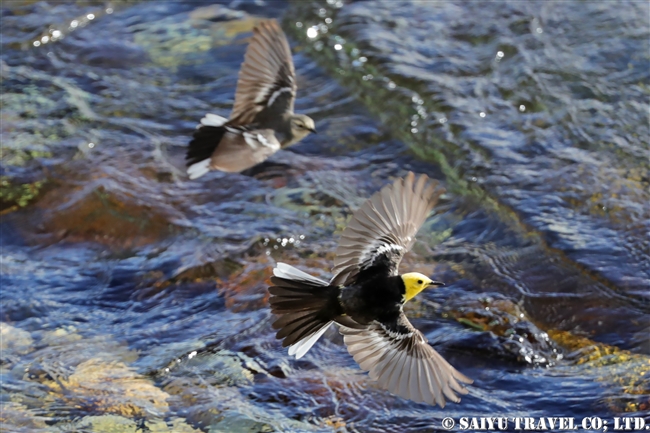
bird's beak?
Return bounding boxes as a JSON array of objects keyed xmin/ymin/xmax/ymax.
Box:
[
  {"xmin": 428, "ymin": 280, "xmax": 445, "ymax": 287},
  {"xmin": 309, "ymin": 128, "xmax": 317, "ymax": 134}
]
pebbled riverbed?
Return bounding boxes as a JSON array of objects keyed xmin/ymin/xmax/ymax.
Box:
[{"xmin": 1, "ymin": 1, "xmax": 648, "ymax": 432}]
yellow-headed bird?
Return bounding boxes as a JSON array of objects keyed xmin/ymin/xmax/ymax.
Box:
[{"xmin": 269, "ymin": 172, "xmax": 472, "ymax": 407}]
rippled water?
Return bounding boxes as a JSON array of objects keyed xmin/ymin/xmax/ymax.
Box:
[{"xmin": 1, "ymin": 1, "xmax": 648, "ymax": 431}]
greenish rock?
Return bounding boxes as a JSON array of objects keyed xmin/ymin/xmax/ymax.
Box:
[
  {"xmin": 209, "ymin": 410, "xmax": 273, "ymax": 433},
  {"xmin": 73, "ymin": 414, "xmax": 138, "ymax": 433},
  {"xmin": 147, "ymin": 418, "xmax": 203, "ymax": 433},
  {"xmin": 0, "ymin": 62, "xmax": 96, "ymax": 212},
  {"xmin": 133, "ymin": 7, "xmax": 261, "ymax": 71},
  {"xmin": 0, "ymin": 177, "xmax": 47, "ymax": 213},
  {"xmin": 548, "ymin": 330, "xmax": 650, "ymax": 413}
]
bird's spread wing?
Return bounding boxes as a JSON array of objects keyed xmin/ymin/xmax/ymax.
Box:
[
  {"xmin": 340, "ymin": 312, "xmax": 472, "ymax": 407},
  {"xmin": 330, "ymin": 172, "xmax": 443, "ymax": 287},
  {"xmin": 229, "ymin": 20, "xmax": 296, "ymax": 126},
  {"xmin": 210, "ymin": 126, "xmax": 281, "ymax": 173}
]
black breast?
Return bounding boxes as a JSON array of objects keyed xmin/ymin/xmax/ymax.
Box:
[{"xmin": 340, "ymin": 275, "xmax": 405, "ymax": 325}]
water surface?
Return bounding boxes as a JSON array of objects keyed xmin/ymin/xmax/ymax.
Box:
[{"xmin": 1, "ymin": 1, "xmax": 648, "ymax": 431}]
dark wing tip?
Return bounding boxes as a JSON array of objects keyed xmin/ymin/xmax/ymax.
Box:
[{"xmin": 253, "ymin": 18, "xmax": 284, "ymax": 40}]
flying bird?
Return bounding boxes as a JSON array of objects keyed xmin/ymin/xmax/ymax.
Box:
[
  {"xmin": 186, "ymin": 19, "xmax": 316, "ymax": 179},
  {"xmin": 268, "ymin": 172, "xmax": 472, "ymax": 407}
]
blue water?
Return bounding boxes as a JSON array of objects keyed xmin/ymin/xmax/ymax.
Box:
[{"xmin": 1, "ymin": 1, "xmax": 648, "ymax": 431}]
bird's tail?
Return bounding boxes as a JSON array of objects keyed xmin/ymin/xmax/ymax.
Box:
[
  {"xmin": 269, "ymin": 263, "xmax": 343, "ymax": 359},
  {"xmin": 186, "ymin": 113, "xmax": 228, "ymax": 179}
]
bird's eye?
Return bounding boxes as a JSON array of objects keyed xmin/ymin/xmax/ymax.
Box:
[{"xmin": 417, "ymin": 279, "xmax": 423, "ymax": 285}]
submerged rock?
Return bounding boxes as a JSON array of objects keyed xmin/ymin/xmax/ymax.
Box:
[
  {"xmin": 0, "ymin": 402, "xmax": 49, "ymax": 433},
  {"xmin": 69, "ymin": 414, "xmax": 138, "ymax": 433},
  {"xmin": 147, "ymin": 418, "xmax": 204, "ymax": 433},
  {"xmin": 189, "ymin": 4, "xmax": 247, "ymax": 22},
  {"xmin": 0, "ymin": 322, "xmax": 33, "ymax": 356},
  {"xmin": 30, "ymin": 178, "xmax": 176, "ymax": 248},
  {"xmin": 162, "ymin": 350, "xmax": 259, "ymax": 388},
  {"xmin": 445, "ymin": 294, "xmax": 561, "ymax": 365},
  {"xmin": 165, "ymin": 383, "xmax": 317, "ymax": 433},
  {"xmin": 81, "ymin": 41, "xmax": 150, "ymax": 69},
  {"xmin": 0, "ymin": 177, "xmax": 47, "ymax": 214},
  {"xmin": 16, "ymin": 332, "xmax": 169, "ymax": 420},
  {"xmin": 63, "ymin": 414, "xmax": 202, "ymax": 433},
  {"xmin": 160, "ymin": 349, "xmax": 319, "ymax": 432},
  {"xmin": 24, "ymin": 331, "xmax": 137, "ymax": 385},
  {"xmin": 133, "ymin": 6, "xmax": 261, "ymax": 71},
  {"xmin": 549, "ymin": 330, "xmax": 650, "ymax": 414},
  {"xmin": 55, "ymin": 359, "xmax": 169, "ymax": 418},
  {"xmin": 208, "ymin": 410, "xmax": 273, "ymax": 433}
]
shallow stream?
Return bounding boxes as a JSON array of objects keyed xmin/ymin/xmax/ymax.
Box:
[{"xmin": 1, "ymin": 1, "xmax": 648, "ymax": 432}]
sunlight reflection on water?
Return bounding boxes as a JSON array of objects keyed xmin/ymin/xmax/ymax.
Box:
[{"xmin": 1, "ymin": 0, "xmax": 648, "ymax": 431}]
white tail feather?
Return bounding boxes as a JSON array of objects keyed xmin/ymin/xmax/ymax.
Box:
[
  {"xmin": 273, "ymin": 263, "xmax": 331, "ymax": 358},
  {"xmin": 288, "ymin": 321, "xmax": 333, "ymax": 359},
  {"xmin": 273, "ymin": 262, "xmax": 328, "ymax": 285},
  {"xmin": 197, "ymin": 113, "xmax": 227, "ymax": 128},
  {"xmin": 187, "ymin": 159, "xmax": 211, "ymax": 179}
]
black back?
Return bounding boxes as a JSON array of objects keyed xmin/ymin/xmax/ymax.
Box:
[{"xmin": 341, "ymin": 275, "xmax": 405, "ymax": 325}]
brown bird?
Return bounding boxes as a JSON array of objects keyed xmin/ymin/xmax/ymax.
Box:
[
  {"xmin": 186, "ymin": 19, "xmax": 316, "ymax": 179},
  {"xmin": 269, "ymin": 173, "xmax": 472, "ymax": 407}
]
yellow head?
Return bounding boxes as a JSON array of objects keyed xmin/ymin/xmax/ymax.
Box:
[{"xmin": 401, "ymin": 272, "xmax": 444, "ymax": 302}]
